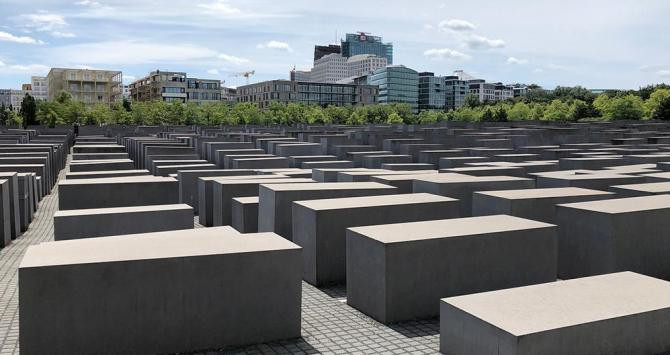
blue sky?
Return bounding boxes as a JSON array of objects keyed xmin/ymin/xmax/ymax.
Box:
[{"xmin": 0, "ymin": 0, "xmax": 669, "ymax": 90}]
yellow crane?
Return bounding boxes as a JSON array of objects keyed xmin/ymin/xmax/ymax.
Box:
[{"xmin": 231, "ymin": 70, "xmax": 255, "ymax": 85}]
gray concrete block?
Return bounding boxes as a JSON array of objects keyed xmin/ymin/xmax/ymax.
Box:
[
  {"xmin": 473, "ymin": 187, "xmax": 614, "ymax": 223},
  {"xmin": 53, "ymin": 204, "xmax": 194, "ymax": 240},
  {"xmin": 65, "ymin": 169, "xmax": 150, "ymax": 180},
  {"xmin": 258, "ymin": 182, "xmax": 398, "ymax": 240},
  {"xmin": 413, "ymin": 174, "xmax": 535, "ymax": 217},
  {"xmin": 58, "ymin": 177, "xmax": 178, "ymax": 210},
  {"xmin": 556, "ymin": 195, "xmax": 670, "ymax": 280},
  {"xmin": 440, "ymin": 272, "xmax": 670, "ymax": 355},
  {"xmin": 293, "ymin": 193, "xmax": 460, "ymax": 286},
  {"xmin": 346, "ymin": 215, "xmax": 557, "ymax": 323},
  {"xmin": 231, "ymin": 196, "xmax": 259, "ymax": 233},
  {"xmin": 0, "ymin": 179, "xmax": 10, "ymax": 247},
  {"xmin": 178, "ymin": 169, "xmax": 255, "ymax": 213},
  {"xmin": 19, "ymin": 227, "xmax": 302, "ymax": 355},
  {"xmin": 232, "ymin": 157, "xmax": 289, "ymax": 169},
  {"xmin": 69, "ymin": 159, "xmax": 135, "ymax": 172},
  {"xmin": 0, "ymin": 172, "xmax": 21, "ymax": 239}
]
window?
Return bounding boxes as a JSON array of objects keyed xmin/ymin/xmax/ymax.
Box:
[{"xmin": 69, "ymin": 73, "xmax": 76, "ymax": 80}]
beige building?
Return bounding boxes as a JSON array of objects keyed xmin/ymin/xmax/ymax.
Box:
[
  {"xmin": 47, "ymin": 68, "xmax": 123, "ymax": 105},
  {"xmin": 129, "ymin": 70, "xmax": 221, "ymax": 105}
]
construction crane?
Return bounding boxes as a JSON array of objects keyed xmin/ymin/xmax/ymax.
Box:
[{"xmin": 231, "ymin": 70, "xmax": 255, "ymax": 85}]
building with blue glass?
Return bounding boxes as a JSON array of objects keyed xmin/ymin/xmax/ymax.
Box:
[
  {"xmin": 367, "ymin": 65, "xmax": 419, "ymax": 113},
  {"xmin": 418, "ymin": 72, "xmax": 446, "ymax": 111},
  {"xmin": 341, "ymin": 32, "xmax": 393, "ymax": 64}
]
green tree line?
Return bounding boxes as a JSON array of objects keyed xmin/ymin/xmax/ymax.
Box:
[{"xmin": 1, "ymin": 84, "xmax": 669, "ymax": 127}]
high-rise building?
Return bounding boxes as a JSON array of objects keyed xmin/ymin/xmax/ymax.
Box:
[
  {"xmin": 444, "ymin": 76, "xmax": 468, "ymax": 110},
  {"xmin": 30, "ymin": 76, "xmax": 48, "ymax": 101},
  {"xmin": 418, "ymin": 72, "xmax": 446, "ymax": 111},
  {"xmin": 311, "ymin": 53, "xmax": 349, "ymax": 83},
  {"xmin": 236, "ymin": 80, "xmax": 377, "ymax": 108},
  {"xmin": 368, "ymin": 65, "xmax": 419, "ymax": 112},
  {"xmin": 341, "ymin": 32, "xmax": 393, "ymax": 64},
  {"xmin": 47, "ymin": 68, "xmax": 123, "ymax": 106},
  {"xmin": 300, "ymin": 53, "xmax": 388, "ymax": 84},
  {"xmin": 129, "ymin": 70, "xmax": 221, "ymax": 104},
  {"xmin": 314, "ymin": 44, "xmax": 341, "ymax": 61}
]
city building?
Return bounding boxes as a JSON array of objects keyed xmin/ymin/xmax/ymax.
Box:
[
  {"xmin": 418, "ymin": 72, "xmax": 446, "ymax": 111},
  {"xmin": 22, "ymin": 84, "xmax": 32, "ymax": 92},
  {"xmin": 445, "ymin": 76, "xmax": 468, "ymax": 110},
  {"xmin": 314, "ymin": 44, "xmax": 341, "ymax": 61},
  {"xmin": 10, "ymin": 90, "xmax": 27, "ymax": 110},
  {"xmin": 494, "ymin": 83, "xmax": 515, "ymax": 101},
  {"xmin": 341, "ymin": 32, "xmax": 393, "ymax": 64},
  {"xmin": 129, "ymin": 70, "xmax": 220, "ymax": 104},
  {"xmin": 47, "ymin": 68, "xmax": 123, "ymax": 105},
  {"xmin": 236, "ymin": 80, "xmax": 377, "ymax": 108},
  {"xmin": 31, "ymin": 76, "xmax": 48, "ymax": 101},
  {"xmin": 0, "ymin": 90, "xmax": 12, "ymax": 108},
  {"xmin": 122, "ymin": 85, "xmax": 130, "ymax": 100},
  {"xmin": 468, "ymin": 79, "xmax": 496, "ymax": 103},
  {"xmin": 221, "ymin": 87, "xmax": 237, "ymax": 102},
  {"xmin": 311, "ymin": 53, "xmax": 349, "ymax": 83},
  {"xmin": 367, "ymin": 65, "xmax": 419, "ymax": 112},
  {"xmin": 290, "ymin": 69, "xmax": 312, "ymax": 82}
]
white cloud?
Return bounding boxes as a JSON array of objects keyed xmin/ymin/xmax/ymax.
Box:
[
  {"xmin": 659, "ymin": 70, "xmax": 670, "ymax": 77},
  {"xmin": 207, "ymin": 69, "xmax": 221, "ymax": 75},
  {"xmin": 0, "ymin": 31, "xmax": 43, "ymax": 44},
  {"xmin": 0, "ymin": 60, "xmax": 5, "ymax": 67},
  {"xmin": 197, "ymin": 0, "xmax": 242, "ymax": 15},
  {"xmin": 51, "ymin": 31, "xmax": 76, "ymax": 38},
  {"xmin": 439, "ymin": 19, "xmax": 476, "ymax": 32},
  {"xmin": 506, "ymin": 57, "xmax": 528, "ymax": 65},
  {"xmin": 50, "ymin": 40, "xmax": 220, "ymax": 65},
  {"xmin": 465, "ymin": 35, "xmax": 505, "ymax": 49},
  {"xmin": 75, "ymin": 0, "xmax": 103, "ymax": 7},
  {"xmin": 22, "ymin": 13, "xmax": 68, "ymax": 32},
  {"xmin": 0, "ymin": 63, "xmax": 49, "ymax": 75},
  {"xmin": 533, "ymin": 68, "xmax": 544, "ymax": 74},
  {"xmin": 423, "ymin": 48, "xmax": 471, "ymax": 60},
  {"xmin": 218, "ymin": 54, "xmax": 251, "ymax": 65},
  {"xmin": 256, "ymin": 40, "xmax": 293, "ymax": 52}
]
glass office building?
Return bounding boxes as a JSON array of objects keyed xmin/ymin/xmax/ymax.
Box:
[
  {"xmin": 444, "ymin": 76, "xmax": 469, "ymax": 110},
  {"xmin": 341, "ymin": 33, "xmax": 393, "ymax": 64},
  {"xmin": 418, "ymin": 72, "xmax": 446, "ymax": 111},
  {"xmin": 368, "ymin": 65, "xmax": 419, "ymax": 113}
]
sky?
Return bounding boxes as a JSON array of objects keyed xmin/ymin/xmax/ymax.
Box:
[{"xmin": 0, "ymin": 0, "xmax": 669, "ymax": 90}]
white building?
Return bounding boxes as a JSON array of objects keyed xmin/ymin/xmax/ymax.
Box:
[
  {"xmin": 10, "ymin": 90, "xmax": 28, "ymax": 111},
  {"xmin": 31, "ymin": 76, "xmax": 48, "ymax": 101},
  {"xmin": 123, "ymin": 85, "xmax": 131, "ymax": 99},
  {"xmin": 302, "ymin": 53, "xmax": 388, "ymax": 84}
]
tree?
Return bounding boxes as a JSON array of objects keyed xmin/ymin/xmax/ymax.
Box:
[
  {"xmin": 0, "ymin": 103, "xmax": 8, "ymax": 125},
  {"xmin": 20, "ymin": 94, "xmax": 37, "ymax": 127},
  {"xmin": 7, "ymin": 110, "xmax": 22, "ymax": 127},
  {"xmin": 599, "ymin": 95, "xmax": 645, "ymax": 120},
  {"xmin": 493, "ymin": 106, "xmax": 508, "ymax": 122},
  {"xmin": 386, "ymin": 112, "xmax": 403, "ymax": 124},
  {"xmin": 122, "ymin": 98, "xmax": 132, "ymax": 112},
  {"xmin": 569, "ymin": 100, "xmax": 593, "ymax": 121},
  {"xmin": 544, "ymin": 99, "xmax": 571, "ymax": 120},
  {"xmin": 646, "ymin": 89, "xmax": 670, "ymax": 118},
  {"xmin": 480, "ymin": 108, "xmax": 494, "ymax": 121},
  {"xmin": 464, "ymin": 94, "xmax": 480, "ymax": 108},
  {"xmin": 508, "ymin": 102, "xmax": 531, "ymax": 121},
  {"xmin": 652, "ymin": 96, "xmax": 670, "ymax": 121}
]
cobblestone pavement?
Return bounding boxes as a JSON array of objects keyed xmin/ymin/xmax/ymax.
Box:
[{"xmin": 0, "ymin": 160, "xmax": 440, "ymax": 354}]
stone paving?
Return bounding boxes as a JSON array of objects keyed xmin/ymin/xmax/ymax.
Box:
[{"xmin": 0, "ymin": 157, "xmax": 440, "ymax": 355}]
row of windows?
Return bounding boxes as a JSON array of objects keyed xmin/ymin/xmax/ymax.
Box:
[{"xmin": 189, "ymin": 92, "xmax": 221, "ymax": 100}]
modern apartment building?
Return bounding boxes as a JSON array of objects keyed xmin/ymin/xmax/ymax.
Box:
[
  {"xmin": 494, "ymin": 83, "xmax": 515, "ymax": 101},
  {"xmin": 468, "ymin": 79, "xmax": 496, "ymax": 103},
  {"xmin": 290, "ymin": 69, "xmax": 312, "ymax": 82},
  {"xmin": 47, "ymin": 68, "xmax": 123, "ymax": 105},
  {"xmin": 367, "ymin": 65, "xmax": 419, "ymax": 112},
  {"xmin": 10, "ymin": 90, "xmax": 27, "ymax": 110},
  {"xmin": 221, "ymin": 87, "xmax": 237, "ymax": 102},
  {"xmin": 341, "ymin": 32, "xmax": 393, "ymax": 64},
  {"xmin": 129, "ymin": 70, "xmax": 220, "ymax": 104},
  {"xmin": 0, "ymin": 90, "xmax": 10, "ymax": 107},
  {"xmin": 30, "ymin": 76, "xmax": 48, "ymax": 101},
  {"xmin": 418, "ymin": 72, "xmax": 446, "ymax": 111},
  {"xmin": 236, "ymin": 80, "xmax": 378, "ymax": 108},
  {"xmin": 314, "ymin": 44, "xmax": 341, "ymax": 61},
  {"xmin": 445, "ymin": 76, "xmax": 468, "ymax": 110}
]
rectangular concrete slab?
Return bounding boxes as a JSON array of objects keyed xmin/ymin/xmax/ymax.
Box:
[{"xmin": 440, "ymin": 272, "xmax": 670, "ymax": 355}]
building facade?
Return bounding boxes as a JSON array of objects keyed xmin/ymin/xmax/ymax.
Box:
[
  {"xmin": 468, "ymin": 80, "xmax": 496, "ymax": 103},
  {"xmin": 10, "ymin": 90, "xmax": 27, "ymax": 111},
  {"xmin": 0, "ymin": 90, "xmax": 10, "ymax": 108},
  {"xmin": 236, "ymin": 80, "xmax": 377, "ymax": 108},
  {"xmin": 290, "ymin": 69, "xmax": 312, "ymax": 82},
  {"xmin": 47, "ymin": 68, "xmax": 123, "ymax": 105},
  {"xmin": 418, "ymin": 72, "xmax": 446, "ymax": 111},
  {"xmin": 311, "ymin": 54, "xmax": 349, "ymax": 83},
  {"xmin": 30, "ymin": 76, "xmax": 48, "ymax": 101},
  {"xmin": 221, "ymin": 87, "xmax": 237, "ymax": 102},
  {"xmin": 298, "ymin": 53, "xmax": 387, "ymax": 84},
  {"xmin": 129, "ymin": 70, "xmax": 220, "ymax": 104},
  {"xmin": 314, "ymin": 44, "xmax": 341, "ymax": 61},
  {"xmin": 368, "ymin": 65, "xmax": 419, "ymax": 112},
  {"xmin": 341, "ymin": 32, "xmax": 393, "ymax": 64},
  {"xmin": 494, "ymin": 83, "xmax": 515, "ymax": 101},
  {"xmin": 445, "ymin": 76, "xmax": 468, "ymax": 110}
]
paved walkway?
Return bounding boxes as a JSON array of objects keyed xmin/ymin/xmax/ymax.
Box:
[{"xmin": 0, "ymin": 158, "xmax": 440, "ymax": 355}]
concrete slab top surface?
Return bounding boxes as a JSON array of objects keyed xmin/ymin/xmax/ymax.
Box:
[
  {"xmin": 199, "ymin": 175, "xmax": 287, "ymax": 182},
  {"xmin": 559, "ymin": 194, "xmax": 670, "ymax": 214},
  {"xmin": 611, "ymin": 181, "xmax": 670, "ymax": 193},
  {"xmin": 58, "ymin": 176, "xmax": 177, "ymax": 185},
  {"xmin": 233, "ymin": 196, "xmax": 259, "ymax": 204},
  {"xmin": 20, "ymin": 228, "xmax": 299, "ymax": 268},
  {"xmin": 415, "ymin": 174, "xmax": 532, "ymax": 183},
  {"xmin": 66, "ymin": 169, "xmax": 149, "ymax": 176},
  {"xmin": 477, "ymin": 187, "xmax": 613, "ymax": 199},
  {"xmin": 70, "ymin": 159, "xmax": 133, "ymax": 164},
  {"xmin": 214, "ymin": 178, "xmax": 314, "ymax": 185},
  {"xmin": 342, "ymin": 170, "xmax": 437, "ymax": 177},
  {"xmin": 605, "ymin": 163, "xmax": 658, "ymax": 170},
  {"xmin": 294, "ymin": 193, "xmax": 457, "ymax": 210},
  {"xmin": 53, "ymin": 203, "xmax": 193, "ymax": 217},
  {"xmin": 443, "ymin": 272, "xmax": 670, "ymax": 336},
  {"xmin": 348, "ymin": 215, "xmax": 554, "ymax": 244},
  {"xmin": 261, "ymin": 182, "xmax": 396, "ymax": 191},
  {"xmin": 370, "ymin": 173, "xmax": 442, "ymax": 181}
]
